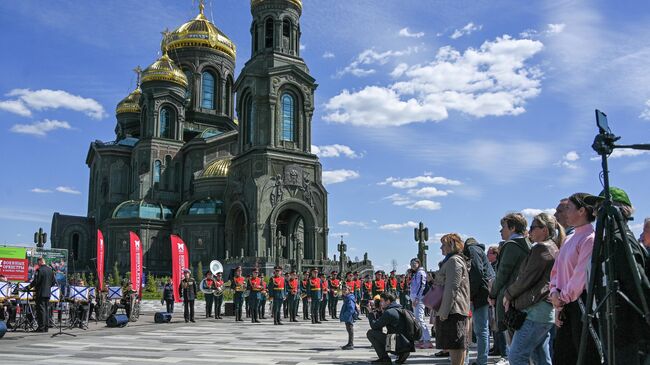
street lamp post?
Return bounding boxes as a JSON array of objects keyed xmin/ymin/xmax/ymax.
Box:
[
  {"xmin": 34, "ymin": 227, "xmax": 47, "ymax": 248},
  {"xmin": 413, "ymin": 222, "xmax": 429, "ymax": 271}
]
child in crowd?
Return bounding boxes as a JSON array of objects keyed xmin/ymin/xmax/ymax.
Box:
[{"xmin": 340, "ymin": 285, "xmax": 360, "ymax": 350}]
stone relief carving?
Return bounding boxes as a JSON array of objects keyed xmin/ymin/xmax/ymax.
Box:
[{"xmin": 270, "ymin": 174, "xmax": 284, "ymax": 207}]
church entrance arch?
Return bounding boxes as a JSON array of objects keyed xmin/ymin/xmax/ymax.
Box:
[
  {"xmin": 270, "ymin": 199, "xmax": 317, "ymax": 261},
  {"xmin": 225, "ymin": 202, "xmax": 249, "ymax": 258}
]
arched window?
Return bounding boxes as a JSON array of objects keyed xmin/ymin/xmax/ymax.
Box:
[
  {"xmin": 184, "ymin": 70, "xmax": 193, "ymax": 100},
  {"xmin": 72, "ymin": 233, "xmax": 80, "ymax": 261},
  {"xmin": 246, "ymin": 95, "xmax": 255, "ymax": 145},
  {"xmin": 282, "ymin": 19, "xmax": 292, "ymax": 51},
  {"xmin": 281, "ymin": 93, "xmax": 295, "ymax": 141},
  {"xmin": 225, "ymin": 77, "xmax": 233, "ymax": 116},
  {"xmin": 160, "ymin": 107, "xmax": 173, "ymax": 139},
  {"xmin": 153, "ymin": 160, "xmax": 162, "ymax": 184},
  {"xmin": 252, "ymin": 21, "xmax": 259, "ymax": 52},
  {"xmin": 201, "ymin": 72, "xmax": 215, "ymax": 109},
  {"xmin": 265, "ymin": 18, "xmax": 274, "ymax": 48}
]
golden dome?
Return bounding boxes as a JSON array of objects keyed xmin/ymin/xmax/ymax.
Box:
[
  {"xmin": 251, "ymin": 0, "xmax": 302, "ymax": 10},
  {"xmin": 141, "ymin": 53, "xmax": 188, "ymax": 88},
  {"xmin": 162, "ymin": 7, "xmax": 236, "ymax": 61},
  {"xmin": 116, "ymin": 88, "xmax": 142, "ymax": 115},
  {"xmin": 200, "ymin": 157, "xmax": 232, "ymax": 178}
]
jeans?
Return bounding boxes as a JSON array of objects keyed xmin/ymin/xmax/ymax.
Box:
[
  {"xmin": 472, "ymin": 304, "xmax": 490, "ymax": 365},
  {"xmin": 413, "ymin": 300, "xmax": 431, "ymax": 342},
  {"xmin": 509, "ymin": 319, "xmax": 553, "ymax": 365},
  {"xmin": 367, "ymin": 328, "xmax": 389, "ymax": 359}
]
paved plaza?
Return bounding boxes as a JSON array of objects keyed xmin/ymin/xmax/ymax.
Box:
[{"xmin": 0, "ymin": 301, "xmax": 500, "ymax": 364}]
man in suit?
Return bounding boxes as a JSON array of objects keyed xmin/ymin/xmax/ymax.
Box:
[
  {"xmin": 28, "ymin": 257, "xmax": 55, "ymax": 332},
  {"xmin": 178, "ymin": 269, "xmax": 197, "ymax": 323}
]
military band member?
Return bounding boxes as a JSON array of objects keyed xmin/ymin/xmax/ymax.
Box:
[
  {"xmin": 258, "ymin": 272, "xmax": 267, "ymax": 320},
  {"xmin": 301, "ymin": 271, "xmax": 310, "ymax": 320},
  {"xmin": 283, "ymin": 272, "xmax": 290, "ymax": 318},
  {"xmin": 372, "ymin": 270, "xmax": 386, "ymax": 297},
  {"xmin": 361, "ymin": 275, "xmax": 373, "ymax": 314},
  {"xmin": 328, "ymin": 271, "xmax": 341, "ymax": 319},
  {"xmin": 247, "ymin": 269, "xmax": 263, "ymax": 323},
  {"xmin": 268, "ymin": 266, "xmax": 285, "ymax": 325},
  {"xmin": 387, "ymin": 270, "xmax": 398, "ymax": 296},
  {"xmin": 213, "ymin": 272, "xmax": 224, "ymax": 319},
  {"xmin": 353, "ymin": 271, "xmax": 362, "ymax": 303},
  {"xmin": 245, "ymin": 274, "xmax": 252, "ymax": 318},
  {"xmin": 179, "ymin": 270, "xmax": 197, "ymax": 323},
  {"xmin": 230, "ymin": 266, "xmax": 245, "ymax": 322},
  {"xmin": 203, "ymin": 271, "xmax": 215, "ymax": 318},
  {"xmin": 307, "ymin": 268, "xmax": 322, "ymax": 324},
  {"xmin": 287, "ymin": 271, "xmax": 300, "ymax": 322},
  {"xmin": 319, "ymin": 272, "xmax": 329, "ymax": 322}
]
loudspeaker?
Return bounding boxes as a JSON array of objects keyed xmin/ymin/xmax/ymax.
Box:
[
  {"xmin": 225, "ymin": 302, "xmax": 235, "ymax": 316},
  {"xmin": 154, "ymin": 312, "xmax": 172, "ymax": 323},
  {"xmin": 0, "ymin": 321, "xmax": 7, "ymax": 338},
  {"xmin": 106, "ymin": 314, "xmax": 129, "ymax": 328}
]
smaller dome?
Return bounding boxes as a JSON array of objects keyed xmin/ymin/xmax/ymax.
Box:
[
  {"xmin": 116, "ymin": 88, "xmax": 142, "ymax": 115},
  {"xmin": 176, "ymin": 198, "xmax": 224, "ymax": 217},
  {"xmin": 162, "ymin": 9, "xmax": 236, "ymax": 60},
  {"xmin": 113, "ymin": 200, "xmax": 173, "ymax": 220},
  {"xmin": 200, "ymin": 157, "xmax": 232, "ymax": 178},
  {"xmin": 141, "ymin": 53, "xmax": 188, "ymax": 88}
]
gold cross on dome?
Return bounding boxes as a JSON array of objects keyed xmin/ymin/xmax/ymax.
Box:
[
  {"xmin": 199, "ymin": 0, "xmax": 205, "ymax": 15},
  {"xmin": 133, "ymin": 66, "xmax": 142, "ymax": 88}
]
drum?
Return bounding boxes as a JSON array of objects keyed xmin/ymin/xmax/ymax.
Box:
[
  {"xmin": 0, "ymin": 320, "xmax": 7, "ymax": 338},
  {"xmin": 154, "ymin": 312, "xmax": 172, "ymax": 323},
  {"xmin": 106, "ymin": 314, "xmax": 129, "ymax": 328}
]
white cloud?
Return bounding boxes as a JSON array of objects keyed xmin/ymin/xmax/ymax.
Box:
[
  {"xmin": 408, "ymin": 200, "xmax": 442, "ymax": 211},
  {"xmin": 399, "ymin": 27, "xmax": 425, "ymax": 38},
  {"xmin": 450, "ymin": 22, "xmax": 482, "ymax": 39},
  {"xmin": 521, "ymin": 208, "xmax": 556, "ymax": 218},
  {"xmin": 325, "ymin": 35, "xmax": 544, "ymax": 126},
  {"xmin": 312, "ymin": 144, "xmax": 362, "ymax": 158},
  {"xmin": 640, "ymin": 99, "xmax": 650, "ymax": 120},
  {"xmin": 408, "ymin": 186, "xmax": 451, "ymax": 198},
  {"xmin": 0, "ymin": 207, "xmax": 52, "ymax": 223},
  {"xmin": 339, "ymin": 220, "xmax": 368, "ymax": 228},
  {"xmin": 384, "ymin": 193, "xmax": 414, "ymax": 206},
  {"xmin": 300, "ymin": 44, "xmax": 306, "ymax": 51},
  {"xmin": 55, "ymin": 186, "xmax": 81, "ymax": 194},
  {"xmin": 379, "ymin": 175, "xmax": 462, "ymax": 189},
  {"xmin": 322, "ymin": 169, "xmax": 360, "ymax": 185},
  {"xmin": 391, "ymin": 63, "xmax": 409, "ymax": 78},
  {"xmin": 379, "ymin": 221, "xmax": 418, "ymax": 230},
  {"xmin": 556, "ymin": 151, "xmax": 580, "ymax": 169},
  {"xmin": 322, "ymin": 51, "xmax": 336, "ymax": 59},
  {"xmin": 1, "ymin": 88, "xmax": 106, "ymax": 119},
  {"xmin": 10, "ymin": 119, "xmax": 72, "ymax": 136},
  {"xmin": 336, "ymin": 47, "xmax": 419, "ymax": 78},
  {"xmin": 590, "ymin": 149, "xmax": 650, "ymax": 161},
  {"xmin": 329, "ymin": 232, "xmax": 350, "ymax": 237},
  {"xmin": 547, "ymin": 23, "xmax": 566, "ymax": 34},
  {"xmin": 31, "ymin": 188, "xmax": 52, "ymax": 193}
]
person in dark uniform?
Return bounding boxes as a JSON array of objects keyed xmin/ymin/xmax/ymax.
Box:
[
  {"xmin": 354, "ymin": 271, "xmax": 362, "ymax": 304},
  {"xmin": 319, "ymin": 272, "xmax": 329, "ymax": 322},
  {"xmin": 268, "ymin": 266, "xmax": 285, "ymax": 325},
  {"xmin": 28, "ymin": 257, "xmax": 55, "ymax": 332},
  {"xmin": 247, "ymin": 269, "xmax": 263, "ymax": 323},
  {"xmin": 283, "ymin": 272, "xmax": 290, "ymax": 319},
  {"xmin": 372, "ymin": 270, "xmax": 386, "ymax": 297},
  {"xmin": 258, "ymin": 272, "xmax": 267, "ymax": 319},
  {"xmin": 245, "ymin": 274, "xmax": 252, "ymax": 318},
  {"xmin": 301, "ymin": 271, "xmax": 310, "ymax": 320},
  {"xmin": 307, "ymin": 268, "xmax": 322, "ymax": 324},
  {"xmin": 213, "ymin": 272, "xmax": 225, "ymax": 319},
  {"xmin": 387, "ymin": 270, "xmax": 398, "ymax": 296},
  {"xmin": 362, "ymin": 275, "xmax": 373, "ymax": 315},
  {"xmin": 203, "ymin": 271, "xmax": 215, "ymax": 318},
  {"xmin": 230, "ymin": 266, "xmax": 245, "ymax": 322},
  {"xmin": 178, "ymin": 269, "xmax": 197, "ymax": 323},
  {"xmin": 161, "ymin": 277, "xmax": 175, "ymax": 313},
  {"xmin": 329, "ymin": 271, "xmax": 341, "ymax": 319},
  {"xmin": 287, "ymin": 270, "xmax": 300, "ymax": 322}
]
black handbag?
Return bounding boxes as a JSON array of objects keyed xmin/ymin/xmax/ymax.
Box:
[{"xmin": 504, "ymin": 307, "xmax": 527, "ymax": 331}]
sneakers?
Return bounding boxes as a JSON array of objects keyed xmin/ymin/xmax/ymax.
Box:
[{"xmin": 495, "ymin": 358, "xmax": 510, "ymax": 365}]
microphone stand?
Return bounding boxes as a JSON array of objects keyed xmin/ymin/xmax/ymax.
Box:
[{"xmin": 52, "ymin": 283, "xmax": 75, "ymax": 338}]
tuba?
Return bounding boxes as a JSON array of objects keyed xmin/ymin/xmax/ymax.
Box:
[
  {"xmin": 209, "ymin": 260, "xmax": 223, "ymax": 276},
  {"xmin": 200, "ymin": 279, "xmax": 215, "ymax": 295}
]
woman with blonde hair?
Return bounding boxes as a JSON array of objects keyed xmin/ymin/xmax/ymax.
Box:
[
  {"xmin": 503, "ymin": 213, "xmax": 564, "ymax": 365},
  {"xmin": 434, "ymin": 233, "xmax": 470, "ymax": 365}
]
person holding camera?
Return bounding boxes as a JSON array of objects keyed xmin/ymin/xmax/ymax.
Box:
[{"xmin": 366, "ymin": 292, "xmax": 414, "ymax": 364}]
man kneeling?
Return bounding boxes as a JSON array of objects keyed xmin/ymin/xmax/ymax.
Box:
[{"xmin": 366, "ymin": 292, "xmax": 415, "ymax": 364}]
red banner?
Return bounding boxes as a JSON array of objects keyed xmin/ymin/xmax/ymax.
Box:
[
  {"xmin": 97, "ymin": 229, "xmax": 105, "ymax": 291},
  {"xmin": 170, "ymin": 234, "xmax": 189, "ymax": 303},
  {"xmin": 0, "ymin": 258, "xmax": 28, "ymax": 281},
  {"xmin": 129, "ymin": 231, "xmax": 143, "ymax": 298}
]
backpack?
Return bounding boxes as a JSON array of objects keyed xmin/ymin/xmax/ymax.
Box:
[{"xmin": 398, "ymin": 308, "xmax": 422, "ymax": 342}]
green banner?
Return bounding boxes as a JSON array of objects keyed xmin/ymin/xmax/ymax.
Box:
[{"xmin": 0, "ymin": 246, "xmax": 27, "ymax": 259}]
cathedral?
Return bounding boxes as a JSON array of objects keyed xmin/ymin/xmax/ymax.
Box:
[{"xmin": 50, "ymin": 0, "xmax": 361, "ymax": 276}]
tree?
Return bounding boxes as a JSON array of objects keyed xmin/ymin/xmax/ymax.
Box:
[
  {"xmin": 112, "ymin": 261, "xmax": 120, "ymax": 286},
  {"xmin": 197, "ymin": 261, "xmax": 204, "ymax": 279},
  {"xmin": 145, "ymin": 272, "xmax": 157, "ymax": 293}
]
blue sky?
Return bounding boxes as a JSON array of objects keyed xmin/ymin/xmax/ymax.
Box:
[{"xmin": 1, "ymin": 0, "xmax": 649, "ymax": 272}]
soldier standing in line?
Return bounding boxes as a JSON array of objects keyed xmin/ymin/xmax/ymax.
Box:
[
  {"xmin": 258, "ymin": 272, "xmax": 267, "ymax": 319},
  {"xmin": 179, "ymin": 269, "xmax": 197, "ymax": 323},
  {"xmin": 268, "ymin": 266, "xmax": 285, "ymax": 325},
  {"xmin": 387, "ymin": 270, "xmax": 398, "ymax": 297},
  {"xmin": 372, "ymin": 270, "xmax": 386, "ymax": 297},
  {"xmin": 319, "ymin": 272, "xmax": 329, "ymax": 322},
  {"xmin": 213, "ymin": 271, "xmax": 225, "ymax": 319},
  {"xmin": 353, "ymin": 271, "xmax": 362, "ymax": 304},
  {"xmin": 282, "ymin": 272, "xmax": 290, "ymax": 319},
  {"xmin": 247, "ymin": 269, "xmax": 263, "ymax": 323},
  {"xmin": 230, "ymin": 266, "xmax": 245, "ymax": 322},
  {"xmin": 329, "ymin": 271, "xmax": 341, "ymax": 319},
  {"xmin": 245, "ymin": 273, "xmax": 252, "ymax": 318},
  {"xmin": 301, "ymin": 271, "xmax": 310, "ymax": 320},
  {"xmin": 306, "ymin": 268, "xmax": 322, "ymax": 324},
  {"xmin": 361, "ymin": 274, "xmax": 373, "ymax": 314},
  {"xmin": 287, "ymin": 270, "xmax": 300, "ymax": 322},
  {"xmin": 203, "ymin": 271, "xmax": 215, "ymax": 318}
]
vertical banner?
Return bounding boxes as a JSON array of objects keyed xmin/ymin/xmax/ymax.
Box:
[
  {"xmin": 97, "ymin": 230, "xmax": 105, "ymax": 291},
  {"xmin": 129, "ymin": 231, "xmax": 143, "ymax": 298},
  {"xmin": 170, "ymin": 234, "xmax": 189, "ymax": 303}
]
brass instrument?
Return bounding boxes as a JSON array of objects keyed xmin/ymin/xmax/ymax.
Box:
[
  {"xmin": 214, "ymin": 283, "xmax": 224, "ymax": 296},
  {"xmin": 200, "ymin": 278, "xmax": 215, "ymax": 295},
  {"xmin": 209, "ymin": 260, "xmax": 224, "ymax": 275}
]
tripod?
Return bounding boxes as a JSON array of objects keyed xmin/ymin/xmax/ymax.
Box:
[
  {"xmin": 577, "ymin": 110, "xmax": 650, "ymax": 365},
  {"xmin": 12, "ymin": 294, "xmax": 37, "ymax": 332}
]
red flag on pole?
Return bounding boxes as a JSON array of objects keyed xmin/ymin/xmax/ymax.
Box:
[
  {"xmin": 129, "ymin": 231, "xmax": 143, "ymax": 298},
  {"xmin": 170, "ymin": 234, "xmax": 189, "ymax": 303},
  {"xmin": 97, "ymin": 229, "xmax": 105, "ymax": 291}
]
